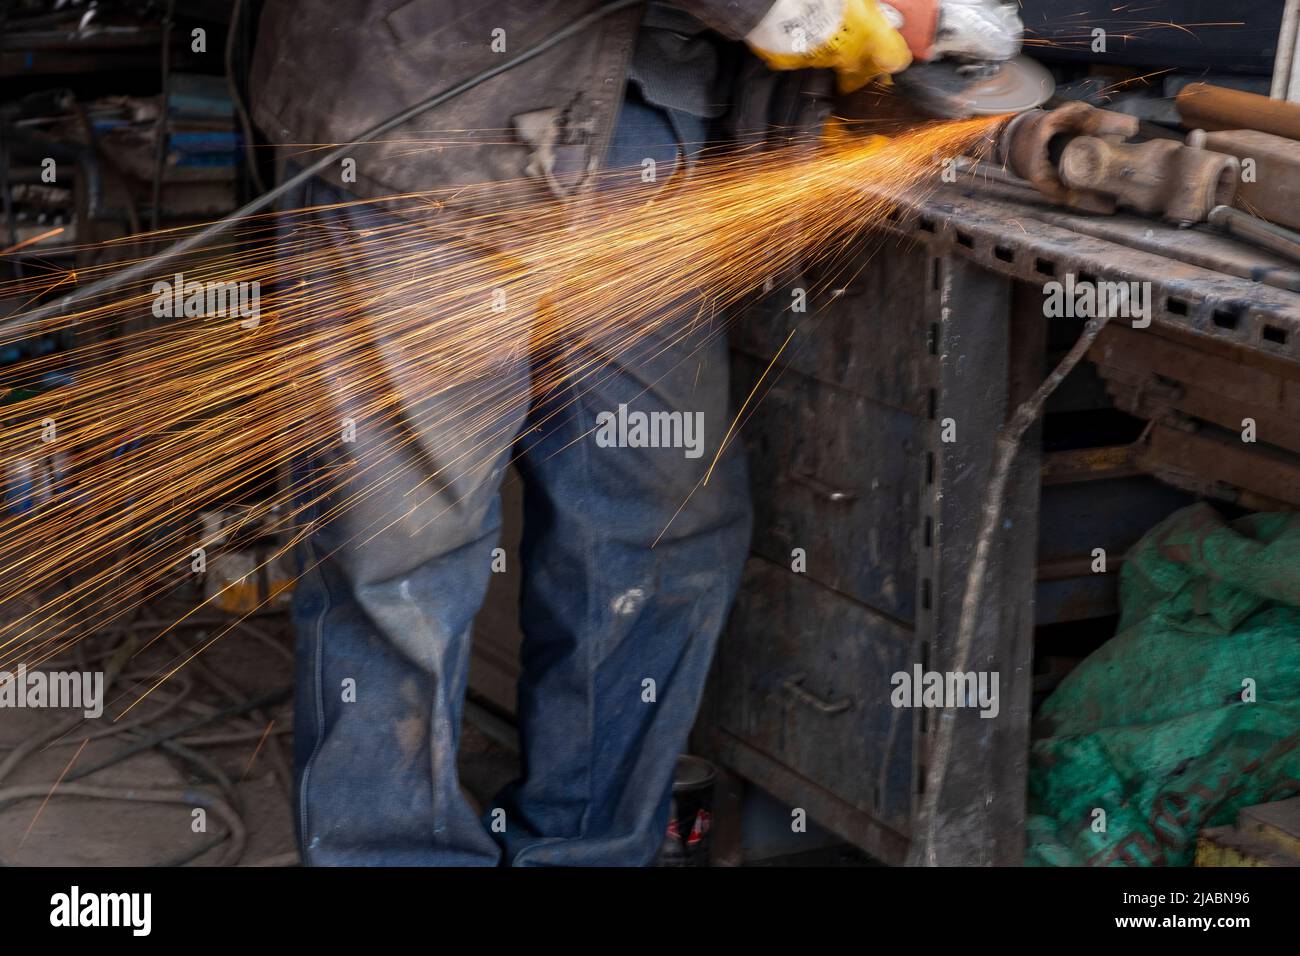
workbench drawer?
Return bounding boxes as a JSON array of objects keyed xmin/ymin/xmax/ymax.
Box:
[
  {"xmin": 715, "ymin": 556, "xmax": 915, "ymax": 837},
  {"xmin": 730, "ymin": 241, "xmax": 929, "ymax": 415},
  {"xmin": 731, "ymin": 351, "xmax": 922, "ymax": 623}
]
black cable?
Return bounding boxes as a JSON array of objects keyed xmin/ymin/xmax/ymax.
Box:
[
  {"xmin": 150, "ymin": 0, "xmax": 176, "ymax": 232},
  {"xmin": 226, "ymin": 0, "xmax": 267, "ymax": 196},
  {"xmin": 65, "ymin": 685, "xmax": 291, "ymax": 783},
  {"xmin": 2, "ymin": 0, "xmax": 646, "ymax": 337}
]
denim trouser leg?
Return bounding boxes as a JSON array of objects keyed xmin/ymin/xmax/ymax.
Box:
[
  {"xmin": 287, "ymin": 207, "xmax": 524, "ymax": 865},
  {"xmin": 289, "ymin": 96, "xmax": 750, "ymax": 866},
  {"xmin": 499, "ymin": 284, "xmax": 750, "ymax": 867}
]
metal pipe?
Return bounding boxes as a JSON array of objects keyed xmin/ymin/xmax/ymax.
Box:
[
  {"xmin": 150, "ymin": 0, "xmax": 175, "ymax": 231},
  {"xmin": 1177, "ymin": 82, "xmax": 1300, "ymax": 140},
  {"xmin": 1208, "ymin": 204, "xmax": 1300, "ymax": 266}
]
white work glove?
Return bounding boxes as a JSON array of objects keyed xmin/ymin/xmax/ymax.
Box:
[
  {"xmin": 929, "ymin": 0, "xmax": 1022, "ymax": 63},
  {"xmin": 744, "ymin": 0, "xmax": 1021, "ymax": 92}
]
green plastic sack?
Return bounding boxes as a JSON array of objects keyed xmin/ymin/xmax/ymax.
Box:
[{"xmin": 1026, "ymin": 503, "xmax": 1300, "ymax": 866}]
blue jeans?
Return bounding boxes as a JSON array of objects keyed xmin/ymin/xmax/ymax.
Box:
[{"xmin": 285, "ymin": 96, "xmax": 751, "ymax": 865}]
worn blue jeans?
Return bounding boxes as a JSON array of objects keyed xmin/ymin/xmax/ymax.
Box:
[{"xmin": 285, "ymin": 96, "xmax": 751, "ymax": 865}]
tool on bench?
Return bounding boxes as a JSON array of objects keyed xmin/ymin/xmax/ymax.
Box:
[
  {"xmin": 1208, "ymin": 205, "xmax": 1300, "ymax": 268},
  {"xmin": 992, "ymin": 102, "xmax": 1240, "ymax": 224},
  {"xmin": 1177, "ymin": 82, "xmax": 1300, "ymax": 141}
]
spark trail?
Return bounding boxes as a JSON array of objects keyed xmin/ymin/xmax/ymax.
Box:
[{"xmin": 0, "ymin": 117, "xmax": 1000, "ymax": 699}]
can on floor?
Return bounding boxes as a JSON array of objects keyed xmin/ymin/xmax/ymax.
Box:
[{"xmin": 658, "ymin": 754, "xmax": 718, "ymax": 867}]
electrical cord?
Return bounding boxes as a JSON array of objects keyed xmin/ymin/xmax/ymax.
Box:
[
  {"xmin": 226, "ymin": 0, "xmax": 268, "ymax": 196},
  {"xmin": 2, "ymin": 0, "xmax": 646, "ymax": 337},
  {"xmin": 0, "ymin": 601, "xmax": 291, "ymax": 866}
]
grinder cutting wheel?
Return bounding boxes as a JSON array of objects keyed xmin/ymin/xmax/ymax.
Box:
[{"xmin": 744, "ymin": 0, "xmax": 1052, "ymax": 116}]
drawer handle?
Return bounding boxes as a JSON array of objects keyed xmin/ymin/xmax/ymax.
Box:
[
  {"xmin": 789, "ymin": 472, "xmax": 859, "ymax": 503},
  {"xmin": 782, "ymin": 673, "xmax": 853, "ymax": 715}
]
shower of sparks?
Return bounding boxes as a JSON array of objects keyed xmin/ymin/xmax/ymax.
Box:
[
  {"xmin": 241, "ymin": 720, "xmax": 275, "ymax": 782},
  {"xmin": 0, "ymin": 227, "xmax": 67, "ymax": 257},
  {"xmin": 1021, "ymin": 6, "xmax": 1246, "ymax": 52},
  {"xmin": 0, "ymin": 116, "xmax": 1001, "ymax": 710},
  {"xmin": 22, "ymin": 737, "xmax": 88, "ymax": 843}
]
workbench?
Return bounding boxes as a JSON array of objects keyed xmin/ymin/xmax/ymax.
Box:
[
  {"xmin": 464, "ymin": 168, "xmax": 1300, "ymax": 865},
  {"xmin": 693, "ymin": 177, "xmax": 1300, "ymax": 865}
]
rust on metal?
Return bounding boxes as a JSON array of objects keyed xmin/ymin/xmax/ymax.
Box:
[
  {"xmin": 1177, "ymin": 82, "xmax": 1300, "ymax": 141},
  {"xmin": 1134, "ymin": 423, "xmax": 1300, "ymax": 510},
  {"xmin": 1040, "ymin": 445, "xmax": 1138, "ymax": 485},
  {"xmin": 1057, "ymin": 136, "xmax": 1239, "ymax": 225},
  {"xmin": 1205, "ymin": 129, "xmax": 1300, "ymax": 232},
  {"xmin": 996, "ymin": 102, "xmax": 1139, "ymax": 211},
  {"xmin": 994, "ymin": 102, "xmax": 1239, "ymax": 223}
]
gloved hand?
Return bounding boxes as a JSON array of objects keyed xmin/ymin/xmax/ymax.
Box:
[
  {"xmin": 745, "ymin": 0, "xmax": 1023, "ymax": 92},
  {"xmin": 744, "ymin": 0, "xmax": 915, "ymax": 93},
  {"xmin": 928, "ymin": 0, "xmax": 1022, "ymax": 64}
]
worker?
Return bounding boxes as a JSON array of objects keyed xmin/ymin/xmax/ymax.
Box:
[{"xmin": 249, "ymin": 0, "xmax": 1023, "ymax": 866}]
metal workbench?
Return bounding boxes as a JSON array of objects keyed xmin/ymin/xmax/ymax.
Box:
[
  {"xmin": 464, "ymin": 172, "xmax": 1300, "ymax": 865},
  {"xmin": 695, "ymin": 179, "xmax": 1300, "ymax": 865}
]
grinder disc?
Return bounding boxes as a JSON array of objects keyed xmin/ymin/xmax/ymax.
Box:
[{"xmin": 894, "ymin": 55, "xmax": 1055, "ymax": 118}]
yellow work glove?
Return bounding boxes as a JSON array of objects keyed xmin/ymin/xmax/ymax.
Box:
[{"xmin": 745, "ymin": 0, "xmax": 914, "ymax": 93}]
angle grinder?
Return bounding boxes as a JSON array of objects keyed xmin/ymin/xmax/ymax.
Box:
[{"xmin": 881, "ymin": 0, "xmax": 1056, "ymax": 117}]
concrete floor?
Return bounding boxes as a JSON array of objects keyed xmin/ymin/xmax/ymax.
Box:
[
  {"xmin": 0, "ymin": 609, "xmax": 298, "ymax": 866},
  {"xmin": 1, "ymin": 602, "xmax": 867, "ymax": 866},
  {"xmin": 0, "ymin": 603, "xmax": 531, "ymax": 866}
]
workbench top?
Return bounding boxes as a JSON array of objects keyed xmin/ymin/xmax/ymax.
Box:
[{"xmin": 881, "ymin": 180, "xmax": 1300, "ymax": 365}]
